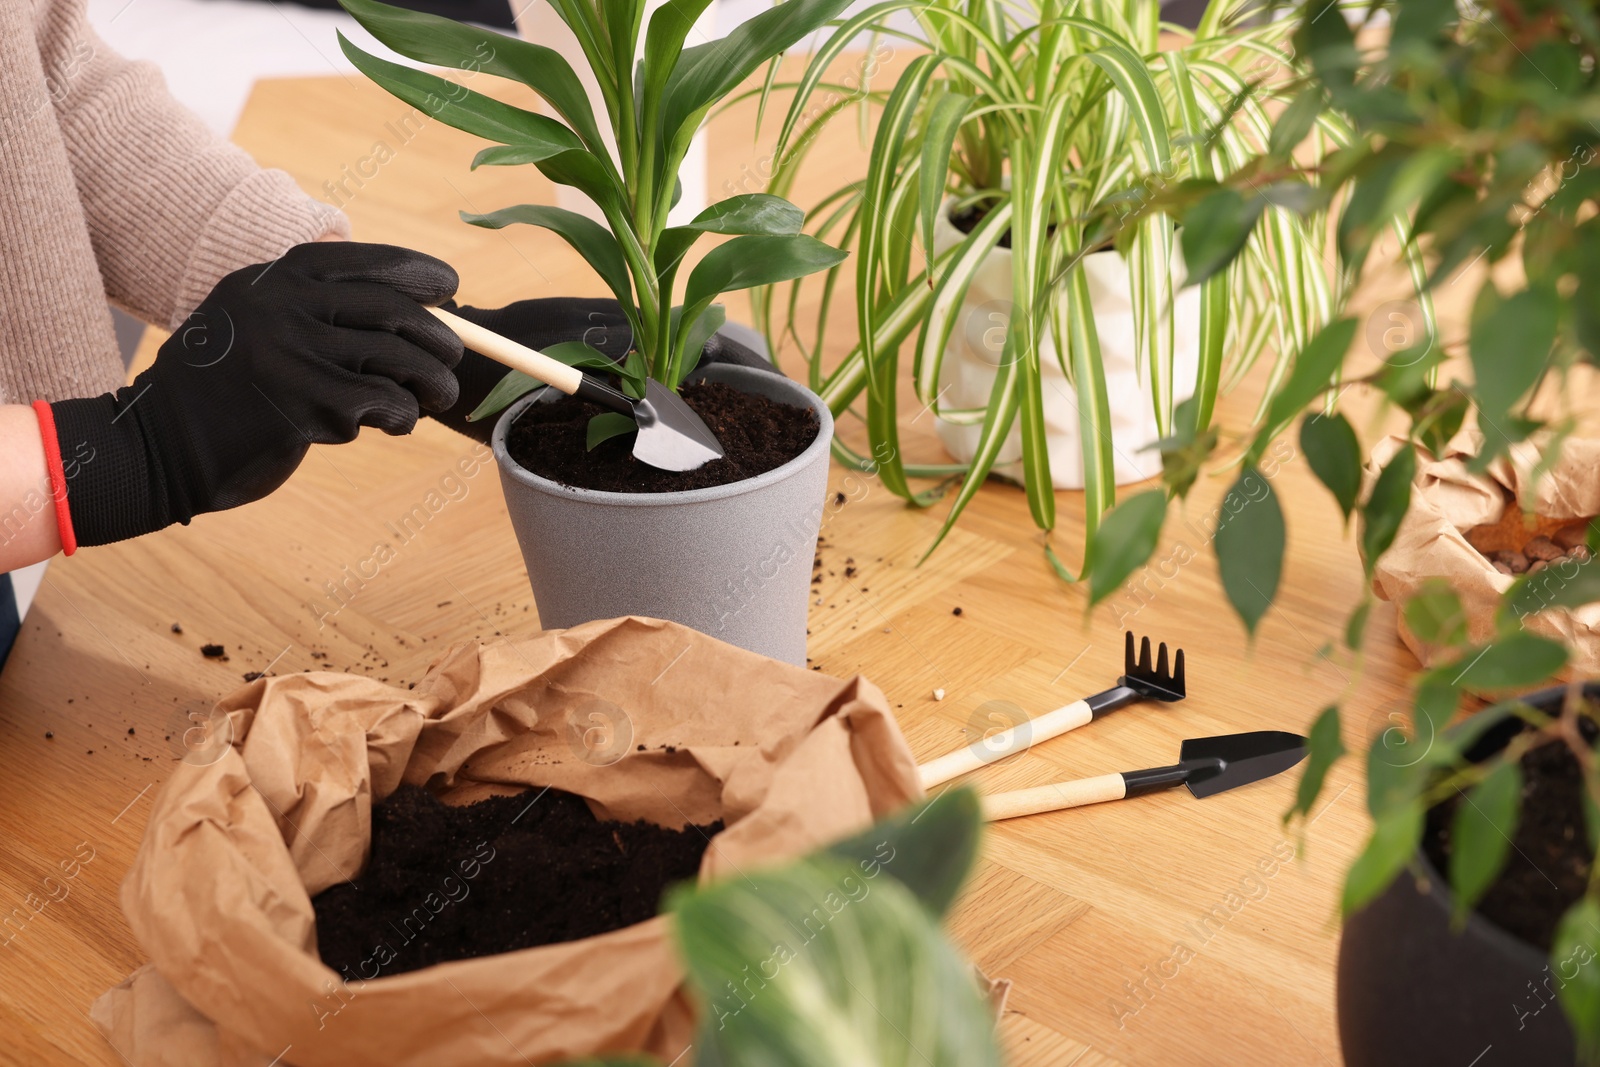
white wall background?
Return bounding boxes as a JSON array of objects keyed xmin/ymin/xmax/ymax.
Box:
[{"xmin": 86, "ymin": 0, "xmax": 908, "ymax": 136}]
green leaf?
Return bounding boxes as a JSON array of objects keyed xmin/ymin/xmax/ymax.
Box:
[
  {"xmin": 529, "ymin": 149, "xmax": 630, "ymax": 221},
  {"xmin": 1367, "ymin": 729, "xmax": 1424, "ymax": 818},
  {"xmin": 1360, "ymin": 447, "xmax": 1416, "ymax": 577},
  {"xmin": 1253, "ymin": 318, "xmax": 1357, "ymax": 456},
  {"xmin": 1505, "ymin": 555, "xmax": 1600, "ymax": 620},
  {"xmin": 1342, "ymin": 802, "xmax": 1422, "ymax": 916},
  {"xmin": 1404, "ymin": 580, "xmax": 1468, "ymax": 647},
  {"xmin": 337, "ymin": 0, "xmax": 609, "ymax": 155},
  {"xmin": 680, "ymin": 304, "xmax": 726, "ymax": 377},
  {"xmin": 1391, "ymin": 0, "xmax": 1460, "ymax": 48},
  {"xmin": 1180, "ymin": 186, "xmax": 1263, "ymax": 288},
  {"xmin": 1087, "ymin": 491, "xmax": 1168, "ymax": 608},
  {"xmin": 1413, "ymin": 676, "xmax": 1462, "ymax": 754},
  {"xmin": 1269, "ymin": 87, "xmax": 1324, "ymax": 157},
  {"xmin": 656, "ymin": 195, "xmax": 808, "ymax": 273},
  {"xmin": 1553, "ymin": 896, "xmax": 1600, "ymax": 1061},
  {"xmin": 1296, "ymin": 0, "xmax": 1361, "ymax": 103},
  {"xmin": 824, "ymin": 789, "xmax": 982, "ymax": 919},
  {"xmin": 671, "ymin": 855, "xmax": 1002, "ymax": 1066},
  {"xmin": 1214, "ymin": 466, "xmax": 1286, "ymax": 636},
  {"xmin": 470, "ymin": 143, "xmax": 577, "ymax": 169},
  {"xmin": 682, "ymin": 234, "xmax": 848, "ymax": 321},
  {"xmin": 1346, "ymin": 600, "xmax": 1372, "ymax": 650},
  {"xmin": 1289, "ymin": 705, "xmax": 1345, "ymax": 822},
  {"xmin": 460, "ymin": 204, "xmax": 634, "ymax": 310},
  {"xmin": 640, "ymin": 0, "xmax": 717, "ymax": 115},
  {"xmin": 1449, "ymin": 633, "xmax": 1569, "ymax": 691},
  {"xmin": 661, "ymin": 0, "xmax": 854, "ymax": 155},
  {"xmin": 1448, "ymin": 758, "xmax": 1522, "ymax": 925},
  {"xmin": 1301, "ymin": 412, "xmax": 1362, "ymax": 522},
  {"xmin": 336, "ymin": 33, "xmax": 583, "ymax": 152},
  {"xmin": 466, "ymin": 368, "xmax": 541, "ymax": 423},
  {"xmin": 919, "ymin": 91, "xmax": 973, "ymax": 266},
  {"xmin": 686, "ymin": 194, "xmax": 805, "ymax": 236},
  {"xmin": 1470, "ymin": 282, "xmax": 1559, "ymax": 444},
  {"xmin": 586, "ymin": 412, "xmax": 637, "ymax": 450}
]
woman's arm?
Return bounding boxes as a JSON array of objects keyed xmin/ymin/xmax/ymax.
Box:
[
  {"xmin": 0, "ymin": 407, "xmax": 63, "ymax": 573},
  {"xmin": 41, "ymin": 0, "xmax": 348, "ymax": 330}
]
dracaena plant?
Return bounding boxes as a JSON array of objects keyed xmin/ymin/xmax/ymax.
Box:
[
  {"xmin": 335, "ymin": 0, "xmax": 850, "ymax": 442},
  {"xmin": 751, "ymin": 0, "xmax": 1349, "ymax": 575},
  {"xmin": 562, "ymin": 790, "xmax": 1003, "ymax": 1067}
]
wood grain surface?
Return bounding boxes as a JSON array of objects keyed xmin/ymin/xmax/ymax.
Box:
[{"xmin": 0, "ymin": 49, "xmax": 1447, "ymax": 1067}]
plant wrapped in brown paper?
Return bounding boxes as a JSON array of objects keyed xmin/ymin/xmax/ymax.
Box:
[
  {"xmin": 90, "ymin": 616, "xmax": 922, "ymax": 1066},
  {"xmin": 1365, "ymin": 431, "xmax": 1600, "ymax": 678}
]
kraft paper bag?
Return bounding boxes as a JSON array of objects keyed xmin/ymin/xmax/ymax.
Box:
[
  {"xmin": 92, "ymin": 616, "xmax": 922, "ymax": 1066},
  {"xmin": 1367, "ymin": 430, "xmax": 1600, "ymax": 678}
]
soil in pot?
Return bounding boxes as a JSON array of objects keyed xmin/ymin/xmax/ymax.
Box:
[
  {"xmin": 507, "ymin": 379, "xmax": 818, "ymax": 493},
  {"xmin": 1422, "ymin": 734, "xmax": 1594, "ymax": 950},
  {"xmin": 312, "ymin": 784, "xmax": 721, "ymax": 978}
]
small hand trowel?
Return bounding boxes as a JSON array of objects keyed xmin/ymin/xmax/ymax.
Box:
[
  {"xmin": 981, "ymin": 730, "xmax": 1307, "ymax": 821},
  {"xmin": 427, "ymin": 306, "xmax": 725, "ymax": 472}
]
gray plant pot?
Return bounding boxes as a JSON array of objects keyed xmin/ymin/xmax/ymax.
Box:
[{"xmin": 491, "ymin": 363, "xmax": 834, "ymax": 666}]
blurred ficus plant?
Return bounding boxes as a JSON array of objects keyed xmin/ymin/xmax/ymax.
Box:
[
  {"xmin": 1098, "ymin": 0, "xmax": 1600, "ymax": 1056},
  {"xmin": 560, "ymin": 790, "xmax": 1004, "ymax": 1067},
  {"xmin": 335, "ymin": 0, "xmax": 849, "ymax": 443}
]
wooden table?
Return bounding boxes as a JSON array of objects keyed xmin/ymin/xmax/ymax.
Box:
[{"xmin": 0, "ymin": 52, "xmax": 1426, "ymax": 1067}]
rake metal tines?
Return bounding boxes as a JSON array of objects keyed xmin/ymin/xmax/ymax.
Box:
[{"xmin": 1121, "ymin": 631, "xmax": 1186, "ymax": 703}]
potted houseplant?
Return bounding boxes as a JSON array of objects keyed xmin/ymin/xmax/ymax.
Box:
[
  {"xmin": 334, "ymin": 0, "xmax": 854, "ymax": 665},
  {"xmin": 753, "ymin": 0, "xmax": 1341, "ymax": 573},
  {"xmin": 1337, "ymin": 680, "xmax": 1595, "ymax": 1067},
  {"xmin": 1114, "ymin": 0, "xmax": 1600, "ymax": 1061}
]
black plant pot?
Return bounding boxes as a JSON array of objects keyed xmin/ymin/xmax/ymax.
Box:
[{"xmin": 1337, "ymin": 682, "xmax": 1600, "ymax": 1067}]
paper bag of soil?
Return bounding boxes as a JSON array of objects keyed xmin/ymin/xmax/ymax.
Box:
[
  {"xmin": 91, "ymin": 616, "xmax": 921, "ymax": 1067},
  {"xmin": 1366, "ymin": 430, "xmax": 1600, "ymax": 677}
]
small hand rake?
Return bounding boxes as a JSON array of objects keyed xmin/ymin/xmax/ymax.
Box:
[{"xmin": 917, "ymin": 632, "xmax": 1187, "ymax": 790}]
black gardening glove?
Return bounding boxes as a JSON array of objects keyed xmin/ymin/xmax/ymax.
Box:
[
  {"xmin": 432, "ymin": 298, "xmax": 777, "ymax": 443},
  {"xmin": 50, "ymin": 242, "xmax": 462, "ymax": 547}
]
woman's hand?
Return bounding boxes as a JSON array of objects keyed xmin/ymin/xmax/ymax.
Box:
[{"xmin": 44, "ymin": 242, "xmax": 462, "ymax": 547}]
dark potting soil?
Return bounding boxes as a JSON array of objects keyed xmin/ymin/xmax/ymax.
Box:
[
  {"xmin": 312, "ymin": 784, "xmax": 720, "ymax": 978},
  {"xmin": 505, "ymin": 379, "xmax": 818, "ymax": 493},
  {"xmin": 949, "ymin": 203, "xmax": 1074, "ymax": 252},
  {"xmin": 1423, "ymin": 738, "xmax": 1593, "ymax": 952}
]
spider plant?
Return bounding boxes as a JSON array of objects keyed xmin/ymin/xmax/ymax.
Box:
[
  {"xmin": 335, "ymin": 0, "xmax": 850, "ymax": 440},
  {"xmin": 754, "ymin": 0, "xmax": 1356, "ymax": 573}
]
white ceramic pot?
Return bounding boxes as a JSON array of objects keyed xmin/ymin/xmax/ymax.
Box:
[{"xmin": 930, "ymin": 205, "xmax": 1201, "ymax": 488}]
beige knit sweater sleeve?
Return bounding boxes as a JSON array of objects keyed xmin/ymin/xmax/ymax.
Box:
[
  {"xmin": 46, "ymin": 1, "xmax": 352, "ymax": 329},
  {"xmin": 1, "ymin": 0, "xmax": 350, "ymax": 404}
]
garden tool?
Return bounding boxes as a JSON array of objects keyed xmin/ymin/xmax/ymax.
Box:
[
  {"xmin": 982, "ymin": 730, "xmax": 1307, "ymax": 821},
  {"xmin": 917, "ymin": 632, "xmax": 1186, "ymax": 790},
  {"xmin": 427, "ymin": 306, "xmax": 725, "ymax": 472}
]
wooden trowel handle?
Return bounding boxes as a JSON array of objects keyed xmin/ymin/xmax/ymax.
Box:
[
  {"xmin": 981, "ymin": 773, "xmax": 1128, "ymax": 821},
  {"xmin": 917, "ymin": 699, "xmax": 1093, "ymax": 790},
  {"xmin": 427, "ymin": 306, "xmax": 584, "ymax": 397}
]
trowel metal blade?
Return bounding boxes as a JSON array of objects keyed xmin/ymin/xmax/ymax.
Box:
[
  {"xmin": 1179, "ymin": 730, "xmax": 1308, "ymax": 799},
  {"xmin": 629, "ymin": 377, "xmax": 725, "ymax": 472}
]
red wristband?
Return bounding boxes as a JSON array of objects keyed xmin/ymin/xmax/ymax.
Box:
[{"xmin": 32, "ymin": 400, "xmax": 77, "ymax": 556}]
